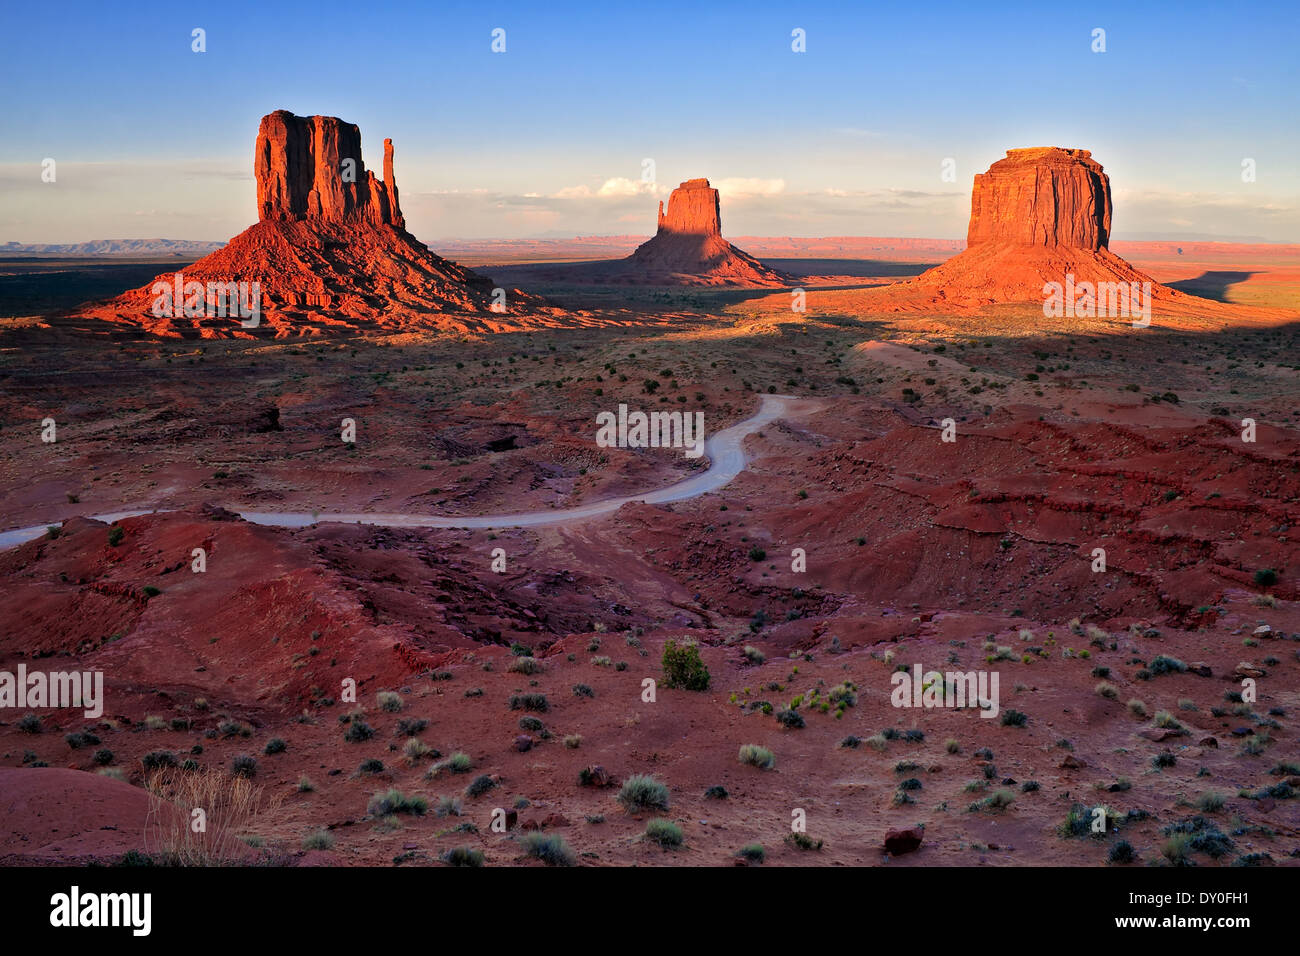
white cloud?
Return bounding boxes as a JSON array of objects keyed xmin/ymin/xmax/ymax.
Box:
[{"xmin": 715, "ymin": 177, "xmax": 786, "ymax": 199}]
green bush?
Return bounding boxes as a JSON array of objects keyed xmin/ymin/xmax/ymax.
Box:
[
  {"xmin": 302, "ymin": 829, "xmax": 334, "ymax": 851},
  {"xmin": 442, "ymin": 846, "xmax": 485, "ymax": 867},
  {"xmin": 645, "ymin": 818, "xmax": 683, "ymax": 847},
  {"xmin": 522, "ymin": 832, "xmax": 575, "ymax": 866},
  {"xmin": 737, "ymin": 843, "xmax": 765, "ymax": 863},
  {"xmin": 509, "ymin": 693, "xmax": 549, "ymax": 713},
  {"xmin": 367, "ymin": 788, "xmax": 428, "ymax": 817},
  {"xmin": 661, "ymin": 639, "xmax": 710, "ymax": 691},
  {"xmin": 617, "ymin": 774, "xmax": 670, "ymax": 812},
  {"xmin": 738, "ymin": 744, "xmax": 775, "ymax": 769}
]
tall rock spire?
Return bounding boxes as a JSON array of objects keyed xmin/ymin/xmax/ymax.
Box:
[{"xmin": 254, "ymin": 110, "xmax": 404, "ymax": 227}]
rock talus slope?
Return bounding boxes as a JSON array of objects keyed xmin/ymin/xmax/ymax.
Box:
[{"xmin": 73, "ymin": 111, "xmax": 551, "ymax": 338}]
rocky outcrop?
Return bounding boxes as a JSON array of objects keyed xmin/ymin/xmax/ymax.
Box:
[
  {"xmin": 76, "ymin": 110, "xmax": 561, "ymax": 337},
  {"xmin": 623, "ymin": 179, "xmax": 788, "ymax": 287},
  {"xmin": 868, "ymin": 146, "xmax": 1198, "ymax": 313},
  {"xmin": 255, "ymin": 110, "xmax": 404, "ymax": 228},
  {"xmin": 656, "ymin": 178, "xmax": 722, "ymax": 235},
  {"xmin": 967, "ymin": 148, "xmax": 1111, "ymax": 250}
]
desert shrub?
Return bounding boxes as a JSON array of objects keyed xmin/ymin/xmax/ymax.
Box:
[
  {"xmin": 465, "ymin": 774, "xmax": 496, "ymax": 798},
  {"xmin": 737, "ymin": 843, "xmax": 765, "ymax": 863},
  {"xmin": 64, "ymin": 730, "xmax": 100, "ymax": 749},
  {"xmin": 1162, "ymin": 816, "xmax": 1233, "ymax": 859},
  {"xmin": 1000, "ymin": 709, "xmax": 1028, "ymax": 727},
  {"xmin": 644, "ymin": 818, "xmax": 683, "ymax": 847},
  {"xmin": 522, "ymin": 832, "xmax": 575, "ymax": 866},
  {"xmin": 1253, "ymin": 569, "xmax": 1278, "ymax": 587},
  {"xmin": 1127, "ymin": 700, "xmax": 1148, "ymax": 718},
  {"xmin": 617, "ymin": 774, "xmax": 670, "ymax": 812},
  {"xmin": 1149, "ymin": 655, "xmax": 1187, "ymax": 676},
  {"xmin": 738, "ymin": 744, "xmax": 776, "ymax": 769},
  {"xmin": 92, "ymin": 748, "xmax": 114, "ymax": 765},
  {"xmin": 367, "ymin": 788, "xmax": 428, "ymax": 817},
  {"xmin": 775, "ymin": 708, "xmax": 805, "ymax": 729},
  {"xmin": 396, "ymin": 717, "xmax": 428, "ymax": 736},
  {"xmin": 508, "ymin": 657, "xmax": 543, "ymax": 675},
  {"xmin": 230, "ymin": 754, "xmax": 257, "ymax": 778},
  {"xmin": 344, "ymin": 720, "xmax": 374, "ymax": 743},
  {"xmin": 403, "ymin": 738, "xmax": 431, "ymax": 761},
  {"xmin": 17, "ymin": 714, "xmax": 42, "ymax": 734},
  {"xmin": 357, "ymin": 758, "xmax": 385, "ymax": 775},
  {"xmin": 785, "ymin": 832, "xmax": 824, "ymax": 851},
  {"xmin": 263, "ymin": 737, "xmax": 287, "ymax": 755},
  {"xmin": 1058, "ymin": 803, "xmax": 1109, "ymax": 838},
  {"xmin": 302, "ymin": 829, "xmax": 334, "ymax": 851},
  {"xmin": 1021, "ymin": 780, "xmax": 1040, "ymax": 793},
  {"xmin": 441, "ymin": 752, "xmax": 473, "ymax": 774},
  {"xmin": 1108, "ymin": 840, "xmax": 1135, "ymax": 864},
  {"xmin": 1196, "ymin": 791, "xmax": 1226, "ymax": 812},
  {"xmin": 1153, "ymin": 711, "xmax": 1183, "ymax": 730},
  {"xmin": 1152, "ymin": 751, "xmax": 1177, "ymax": 769},
  {"xmin": 107, "ymin": 526, "xmax": 124, "ymax": 547},
  {"xmin": 742, "ymin": 645, "xmax": 766, "ymax": 665},
  {"xmin": 945, "ymin": 738, "xmax": 961, "ymax": 754},
  {"xmin": 704, "ymin": 785, "xmax": 728, "ymax": 800},
  {"xmin": 572, "ymin": 683, "xmax": 594, "ymax": 698},
  {"xmin": 661, "ymin": 639, "xmax": 710, "ymax": 691},
  {"xmin": 839, "ymin": 735, "xmax": 862, "ymax": 749},
  {"xmin": 518, "ymin": 715, "xmax": 544, "ymax": 732},
  {"xmin": 509, "ymin": 693, "xmax": 549, "ymax": 713},
  {"xmin": 442, "ymin": 846, "xmax": 485, "ymax": 867},
  {"xmin": 1095, "ymin": 682, "xmax": 1118, "ymax": 700},
  {"xmin": 435, "ymin": 795, "xmax": 463, "ymax": 817},
  {"xmin": 141, "ymin": 750, "xmax": 178, "ymax": 771},
  {"xmin": 564, "ymin": 734, "xmax": 582, "ymax": 749},
  {"xmin": 376, "ymin": 691, "xmax": 403, "ymax": 712},
  {"xmin": 972, "ymin": 789, "xmax": 1014, "ymax": 812}
]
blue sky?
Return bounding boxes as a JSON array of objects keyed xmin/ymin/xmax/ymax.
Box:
[{"xmin": 1, "ymin": 0, "xmax": 1296, "ymax": 242}]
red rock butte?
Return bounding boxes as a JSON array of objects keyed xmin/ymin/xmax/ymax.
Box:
[
  {"xmin": 255, "ymin": 111, "xmax": 405, "ymax": 229},
  {"xmin": 624, "ymin": 179, "xmax": 788, "ymax": 287},
  {"xmin": 75, "ymin": 111, "xmax": 551, "ymax": 338},
  {"xmin": 967, "ymin": 148, "xmax": 1111, "ymax": 250},
  {"xmin": 876, "ymin": 147, "xmax": 1203, "ymax": 314}
]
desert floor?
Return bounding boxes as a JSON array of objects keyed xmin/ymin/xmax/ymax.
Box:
[{"xmin": 0, "ymin": 241, "xmax": 1297, "ymax": 866}]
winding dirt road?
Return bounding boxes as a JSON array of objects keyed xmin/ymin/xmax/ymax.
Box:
[{"xmin": 0, "ymin": 394, "xmax": 807, "ymax": 549}]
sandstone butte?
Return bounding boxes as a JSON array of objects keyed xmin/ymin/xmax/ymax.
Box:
[
  {"xmin": 876, "ymin": 147, "xmax": 1205, "ymax": 313},
  {"xmin": 75, "ymin": 110, "xmax": 550, "ymax": 338},
  {"xmin": 622, "ymin": 178, "xmax": 789, "ymax": 287}
]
